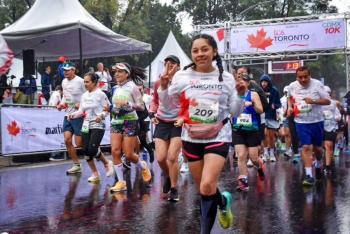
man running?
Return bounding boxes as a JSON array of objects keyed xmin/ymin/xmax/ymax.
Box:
[{"xmin": 287, "ymin": 66, "xmax": 330, "ymax": 186}]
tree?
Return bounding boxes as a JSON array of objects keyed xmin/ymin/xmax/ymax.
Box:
[
  {"xmin": 0, "ymin": 0, "xmax": 33, "ymax": 30},
  {"xmin": 83, "ymin": 0, "xmax": 119, "ymax": 29}
]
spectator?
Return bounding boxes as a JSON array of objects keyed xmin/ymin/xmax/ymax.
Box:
[
  {"xmin": 53, "ymin": 56, "xmax": 66, "ymax": 89},
  {"xmin": 0, "ymin": 69, "xmax": 9, "ymax": 103},
  {"xmin": 95, "ymin": 62, "xmax": 112, "ymax": 97},
  {"xmin": 2, "ymin": 87, "xmax": 13, "ymax": 104},
  {"xmin": 48, "ymin": 85, "xmax": 63, "ymax": 106},
  {"xmin": 41, "ymin": 65, "xmax": 52, "ymax": 102},
  {"xmin": 18, "ymin": 74, "xmax": 37, "ymax": 104}
]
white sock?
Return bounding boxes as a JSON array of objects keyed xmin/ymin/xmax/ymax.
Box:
[
  {"xmin": 137, "ymin": 159, "xmax": 146, "ymax": 169},
  {"xmin": 114, "ymin": 163, "xmax": 124, "ymax": 181},
  {"xmin": 264, "ymin": 148, "xmax": 269, "ymax": 155},
  {"xmin": 305, "ymin": 167, "xmax": 313, "ymax": 177}
]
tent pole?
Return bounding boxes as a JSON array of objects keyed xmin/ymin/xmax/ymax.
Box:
[
  {"xmin": 148, "ymin": 52, "xmax": 151, "ymax": 88},
  {"xmin": 78, "ymin": 28, "xmax": 83, "ymax": 75}
]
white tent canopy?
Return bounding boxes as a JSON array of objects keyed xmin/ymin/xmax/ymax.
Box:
[
  {"xmin": 147, "ymin": 31, "xmax": 191, "ymax": 84},
  {"xmin": 0, "ymin": 0, "xmax": 151, "ymax": 61}
]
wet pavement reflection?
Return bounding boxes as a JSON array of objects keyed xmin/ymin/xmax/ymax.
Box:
[{"xmin": 1, "ymin": 152, "xmax": 350, "ymax": 233}]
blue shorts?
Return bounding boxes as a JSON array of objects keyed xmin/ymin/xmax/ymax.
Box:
[
  {"xmin": 63, "ymin": 117, "xmax": 84, "ymax": 136},
  {"xmin": 295, "ymin": 121, "xmax": 324, "ymax": 147}
]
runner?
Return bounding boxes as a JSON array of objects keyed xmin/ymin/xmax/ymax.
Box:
[
  {"xmin": 280, "ymin": 86, "xmax": 293, "ymax": 157},
  {"xmin": 232, "ymin": 74, "xmax": 265, "ymax": 192},
  {"xmin": 168, "ymin": 34, "xmax": 245, "ymax": 233},
  {"xmin": 287, "ymin": 66, "xmax": 330, "ymax": 186},
  {"xmin": 322, "ymin": 86, "xmax": 341, "ymax": 175},
  {"xmin": 149, "ymin": 55, "xmax": 182, "ymax": 202},
  {"xmin": 68, "ymin": 72, "xmax": 114, "ymax": 183},
  {"xmin": 57, "ymin": 62, "xmax": 85, "ymax": 174},
  {"xmin": 108, "ymin": 62, "xmax": 152, "ymax": 192}
]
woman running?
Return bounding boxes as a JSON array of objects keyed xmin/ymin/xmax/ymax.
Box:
[
  {"xmin": 231, "ymin": 75, "xmax": 265, "ymax": 192},
  {"xmin": 109, "ymin": 62, "xmax": 152, "ymax": 192},
  {"xmin": 68, "ymin": 72, "xmax": 114, "ymax": 183},
  {"xmin": 149, "ymin": 55, "xmax": 182, "ymax": 202},
  {"xmin": 168, "ymin": 34, "xmax": 245, "ymax": 233}
]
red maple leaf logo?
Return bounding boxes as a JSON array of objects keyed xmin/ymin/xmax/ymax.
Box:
[
  {"xmin": 217, "ymin": 28, "xmax": 224, "ymax": 41},
  {"xmin": 247, "ymin": 28, "xmax": 273, "ymax": 51},
  {"xmin": 7, "ymin": 121, "xmax": 20, "ymax": 137},
  {"xmin": 189, "ymin": 98, "xmax": 198, "ymax": 107}
]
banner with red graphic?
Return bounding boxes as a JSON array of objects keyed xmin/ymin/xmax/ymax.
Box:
[
  {"xmin": 230, "ymin": 19, "xmax": 346, "ymax": 54},
  {"xmin": 201, "ymin": 28, "xmax": 226, "ymax": 54},
  {"xmin": 1, "ymin": 107, "xmax": 111, "ymax": 155}
]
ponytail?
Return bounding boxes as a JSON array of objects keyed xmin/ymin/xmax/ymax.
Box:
[
  {"xmin": 129, "ymin": 66, "xmax": 146, "ymax": 86},
  {"xmin": 215, "ymin": 54, "xmax": 224, "ymax": 82}
]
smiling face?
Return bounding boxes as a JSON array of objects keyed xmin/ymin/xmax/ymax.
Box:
[
  {"xmin": 115, "ymin": 68, "xmax": 129, "ymax": 85},
  {"xmin": 191, "ymin": 38, "xmax": 217, "ymax": 73}
]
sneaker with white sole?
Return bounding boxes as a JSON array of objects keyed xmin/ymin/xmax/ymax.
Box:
[
  {"xmin": 269, "ymin": 153, "xmax": 276, "ymax": 162},
  {"xmin": 247, "ymin": 159, "xmax": 253, "ymax": 167},
  {"xmin": 141, "ymin": 161, "xmax": 152, "ymax": 183},
  {"xmin": 262, "ymin": 153, "xmax": 269, "ymax": 162},
  {"xmin": 66, "ymin": 164, "xmax": 82, "ymax": 174},
  {"xmin": 105, "ymin": 160, "xmax": 115, "ymax": 177},
  {"xmin": 88, "ymin": 174, "xmax": 100, "ymax": 183},
  {"xmin": 110, "ymin": 180, "xmax": 127, "ymax": 192}
]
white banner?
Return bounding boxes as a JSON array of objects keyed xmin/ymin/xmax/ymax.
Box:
[
  {"xmin": 202, "ymin": 28, "xmax": 226, "ymax": 54},
  {"xmin": 230, "ymin": 19, "xmax": 346, "ymax": 54},
  {"xmin": 1, "ymin": 107, "xmax": 110, "ymax": 155}
]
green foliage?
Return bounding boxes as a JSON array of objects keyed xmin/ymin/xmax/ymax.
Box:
[{"xmin": 83, "ymin": 0, "xmax": 118, "ymax": 29}]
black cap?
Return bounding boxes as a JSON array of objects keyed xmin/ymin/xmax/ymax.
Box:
[{"xmin": 164, "ymin": 55, "xmax": 180, "ymax": 65}]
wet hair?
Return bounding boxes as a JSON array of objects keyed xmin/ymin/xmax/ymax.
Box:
[
  {"xmin": 84, "ymin": 72, "xmax": 99, "ymax": 85},
  {"xmin": 241, "ymin": 66, "xmax": 251, "ymax": 75},
  {"xmin": 121, "ymin": 62, "xmax": 147, "ymax": 86},
  {"xmin": 296, "ymin": 66, "xmax": 310, "ymax": 75},
  {"xmin": 184, "ymin": 34, "xmax": 224, "ymax": 82}
]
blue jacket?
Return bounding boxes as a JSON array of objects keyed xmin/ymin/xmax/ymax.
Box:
[
  {"xmin": 41, "ymin": 72, "xmax": 51, "ymax": 96},
  {"xmin": 260, "ymin": 74, "xmax": 281, "ymax": 121},
  {"xmin": 19, "ymin": 75, "xmax": 37, "ymax": 95}
]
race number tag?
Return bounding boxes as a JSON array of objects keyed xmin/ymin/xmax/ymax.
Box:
[
  {"xmin": 189, "ymin": 99, "xmax": 219, "ymax": 124},
  {"xmin": 81, "ymin": 118, "xmax": 90, "ymax": 133},
  {"xmin": 296, "ymin": 101, "xmax": 312, "ymax": 114},
  {"xmin": 64, "ymin": 94, "xmax": 74, "ymax": 107},
  {"xmin": 323, "ymin": 110, "xmax": 333, "ymax": 120},
  {"xmin": 111, "ymin": 118, "xmax": 124, "ymax": 125},
  {"xmin": 236, "ymin": 113, "xmax": 252, "ymax": 127}
]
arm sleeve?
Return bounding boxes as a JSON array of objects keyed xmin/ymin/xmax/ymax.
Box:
[
  {"xmin": 228, "ymin": 79, "xmax": 244, "ymax": 117},
  {"xmin": 131, "ymin": 85, "xmax": 144, "ymax": 111}
]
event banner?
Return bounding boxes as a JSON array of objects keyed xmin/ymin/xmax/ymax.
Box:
[
  {"xmin": 230, "ymin": 19, "xmax": 346, "ymax": 54},
  {"xmin": 201, "ymin": 28, "xmax": 226, "ymax": 54},
  {"xmin": 1, "ymin": 107, "xmax": 110, "ymax": 155}
]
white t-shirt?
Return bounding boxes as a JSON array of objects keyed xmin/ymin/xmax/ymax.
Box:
[
  {"xmin": 60, "ymin": 76, "xmax": 85, "ymax": 115},
  {"xmin": 288, "ymin": 78, "xmax": 330, "ymax": 124},
  {"xmin": 323, "ymin": 99, "xmax": 341, "ymax": 132},
  {"xmin": 71, "ymin": 89, "xmax": 110, "ymax": 129},
  {"xmin": 48, "ymin": 91, "xmax": 61, "ymax": 106},
  {"xmin": 95, "ymin": 71, "xmax": 112, "ymax": 91},
  {"xmin": 168, "ymin": 67, "xmax": 244, "ymax": 143}
]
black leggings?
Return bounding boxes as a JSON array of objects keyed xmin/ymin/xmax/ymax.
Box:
[{"xmin": 82, "ymin": 129, "xmax": 105, "ymax": 161}]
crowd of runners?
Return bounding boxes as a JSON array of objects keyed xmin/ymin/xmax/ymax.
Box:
[{"xmin": 55, "ymin": 34, "xmax": 347, "ymax": 234}]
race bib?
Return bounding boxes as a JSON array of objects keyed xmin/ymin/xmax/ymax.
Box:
[
  {"xmin": 111, "ymin": 118, "xmax": 124, "ymax": 125},
  {"xmin": 296, "ymin": 101, "xmax": 312, "ymax": 114},
  {"xmin": 323, "ymin": 110, "xmax": 333, "ymax": 120},
  {"xmin": 236, "ymin": 113, "xmax": 252, "ymax": 127},
  {"xmin": 64, "ymin": 94, "xmax": 74, "ymax": 107},
  {"xmin": 189, "ymin": 98, "xmax": 219, "ymax": 124}
]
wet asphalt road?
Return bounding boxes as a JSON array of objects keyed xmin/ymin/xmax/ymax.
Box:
[{"xmin": 1, "ymin": 152, "xmax": 350, "ymax": 234}]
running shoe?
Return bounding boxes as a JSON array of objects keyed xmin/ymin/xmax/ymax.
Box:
[
  {"xmin": 262, "ymin": 153, "xmax": 269, "ymax": 162},
  {"xmin": 163, "ymin": 176, "xmax": 171, "ymax": 194},
  {"xmin": 66, "ymin": 164, "xmax": 82, "ymax": 174},
  {"xmin": 218, "ymin": 191, "xmax": 234, "ymax": 229},
  {"xmin": 334, "ymin": 146, "xmax": 340, "ymax": 157},
  {"xmin": 302, "ymin": 175, "xmax": 315, "ymax": 186},
  {"xmin": 236, "ymin": 176, "xmax": 249, "ymax": 192},
  {"xmin": 49, "ymin": 153, "xmax": 65, "ymax": 161},
  {"xmin": 88, "ymin": 174, "xmax": 100, "ymax": 183},
  {"xmin": 284, "ymin": 148, "xmax": 293, "ymax": 158},
  {"xmin": 110, "ymin": 180, "xmax": 127, "ymax": 192},
  {"xmin": 168, "ymin": 188, "xmax": 179, "ymax": 202},
  {"xmin": 121, "ymin": 154, "xmax": 131, "ymax": 170},
  {"xmin": 141, "ymin": 161, "xmax": 152, "ymax": 183},
  {"xmin": 292, "ymin": 154, "xmax": 301, "ymax": 164},
  {"xmin": 180, "ymin": 162, "xmax": 189, "ymax": 173},
  {"xmin": 269, "ymin": 154, "xmax": 277, "ymax": 162},
  {"xmin": 105, "ymin": 160, "xmax": 115, "ymax": 177},
  {"xmin": 324, "ymin": 167, "xmax": 332, "ymax": 175},
  {"xmin": 247, "ymin": 159, "xmax": 254, "ymax": 167}
]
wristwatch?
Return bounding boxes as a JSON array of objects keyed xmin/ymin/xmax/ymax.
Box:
[{"xmin": 312, "ymin": 99, "xmax": 317, "ymax": 104}]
